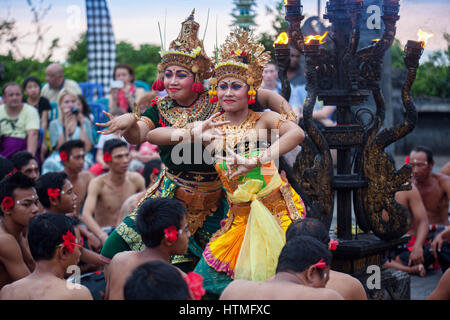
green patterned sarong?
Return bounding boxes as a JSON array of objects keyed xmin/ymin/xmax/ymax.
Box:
[{"xmin": 100, "ymin": 171, "xmax": 228, "ymax": 271}]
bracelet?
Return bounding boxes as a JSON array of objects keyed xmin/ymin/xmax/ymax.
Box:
[{"xmin": 138, "ymin": 116, "xmax": 155, "ymax": 130}]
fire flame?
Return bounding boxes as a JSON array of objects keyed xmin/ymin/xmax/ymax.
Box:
[
  {"xmin": 417, "ymin": 29, "xmax": 433, "ymax": 48},
  {"xmin": 372, "ymin": 38, "xmax": 381, "ymax": 42},
  {"xmin": 274, "ymin": 32, "xmax": 289, "ymax": 46},
  {"xmin": 304, "ymin": 32, "xmax": 328, "ymax": 45}
]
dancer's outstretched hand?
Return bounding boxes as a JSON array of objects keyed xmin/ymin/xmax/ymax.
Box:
[
  {"xmin": 191, "ymin": 112, "xmax": 230, "ymax": 140},
  {"xmin": 216, "ymin": 146, "xmax": 258, "ymax": 180},
  {"xmin": 96, "ymin": 111, "xmax": 135, "ymax": 136}
]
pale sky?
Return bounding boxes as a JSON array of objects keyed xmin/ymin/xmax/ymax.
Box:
[{"xmin": 1, "ymin": 0, "xmax": 449, "ymax": 62}]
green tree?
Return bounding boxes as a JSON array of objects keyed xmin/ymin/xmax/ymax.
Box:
[
  {"xmin": 258, "ymin": 1, "xmax": 289, "ymax": 59},
  {"xmin": 391, "ymin": 35, "xmax": 450, "ymax": 99},
  {"xmin": 116, "ymin": 41, "xmax": 160, "ymax": 84}
]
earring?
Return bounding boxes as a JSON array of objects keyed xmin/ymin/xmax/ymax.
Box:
[
  {"xmin": 247, "ymin": 77, "xmax": 256, "ymax": 104},
  {"xmin": 208, "ymin": 78, "xmax": 218, "ymax": 103},
  {"xmin": 191, "ymin": 65, "xmax": 205, "ymax": 93}
]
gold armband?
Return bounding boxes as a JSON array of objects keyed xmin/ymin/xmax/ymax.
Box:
[{"xmin": 139, "ymin": 116, "xmax": 155, "ymax": 130}]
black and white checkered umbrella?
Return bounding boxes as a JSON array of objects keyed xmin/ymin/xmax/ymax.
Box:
[{"xmin": 85, "ymin": 0, "xmax": 116, "ymax": 92}]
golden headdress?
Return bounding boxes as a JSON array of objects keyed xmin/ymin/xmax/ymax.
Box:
[
  {"xmin": 208, "ymin": 28, "xmax": 271, "ymax": 104},
  {"xmin": 152, "ymin": 9, "xmax": 213, "ymax": 93}
]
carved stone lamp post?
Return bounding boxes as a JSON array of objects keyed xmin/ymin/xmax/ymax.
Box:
[{"xmin": 276, "ymin": 0, "xmax": 428, "ymax": 298}]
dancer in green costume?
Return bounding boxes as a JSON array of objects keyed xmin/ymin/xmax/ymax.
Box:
[{"xmin": 97, "ymin": 11, "xmax": 296, "ymax": 272}]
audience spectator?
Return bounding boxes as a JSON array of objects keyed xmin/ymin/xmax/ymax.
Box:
[
  {"xmin": 0, "ymin": 213, "xmax": 93, "ymax": 300},
  {"xmin": 287, "ymin": 46, "xmax": 306, "ymax": 87},
  {"xmin": 0, "ymin": 82, "xmax": 39, "ymax": 158},
  {"xmin": 59, "ymin": 140, "xmax": 94, "ymax": 217},
  {"xmin": 219, "ymin": 235, "xmax": 343, "ymax": 300},
  {"xmin": 119, "ymin": 159, "xmax": 163, "ymax": 221},
  {"xmin": 76, "ymin": 94, "xmax": 94, "ymax": 124},
  {"xmin": 0, "ymin": 156, "xmax": 14, "ymax": 180},
  {"xmin": 0, "ymin": 173, "xmax": 39, "ymax": 289},
  {"xmin": 105, "ymin": 197, "xmax": 190, "ymax": 300},
  {"xmin": 41, "ymin": 63, "xmax": 82, "ymax": 103},
  {"xmin": 123, "ymin": 261, "xmax": 190, "ymax": 300},
  {"xmin": 10, "ymin": 151, "xmax": 40, "ymax": 181},
  {"xmin": 285, "ymin": 218, "xmax": 367, "ymax": 300},
  {"xmin": 261, "ymin": 60, "xmax": 335, "ymax": 125},
  {"xmin": 81, "ymin": 139, "xmax": 145, "ymax": 245},
  {"xmin": 22, "ymin": 76, "xmax": 51, "ymax": 131},
  {"xmin": 42, "ymin": 89, "xmax": 94, "ymax": 174},
  {"xmin": 108, "ymin": 63, "xmax": 146, "ymax": 113}
]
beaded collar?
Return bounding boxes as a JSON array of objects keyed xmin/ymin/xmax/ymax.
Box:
[{"xmin": 157, "ymin": 92, "xmax": 221, "ymax": 128}]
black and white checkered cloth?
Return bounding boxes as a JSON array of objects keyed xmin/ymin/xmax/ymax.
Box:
[{"xmin": 85, "ymin": 0, "xmax": 116, "ymax": 91}]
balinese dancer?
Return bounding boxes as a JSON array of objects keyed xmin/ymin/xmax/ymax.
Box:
[
  {"xmin": 97, "ymin": 11, "xmax": 296, "ymax": 271},
  {"xmin": 192, "ymin": 29, "xmax": 306, "ymax": 297}
]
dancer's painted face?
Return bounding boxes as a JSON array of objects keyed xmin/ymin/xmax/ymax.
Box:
[
  {"xmin": 217, "ymin": 77, "xmax": 249, "ymax": 113},
  {"xmin": 163, "ymin": 66, "xmax": 195, "ymax": 105}
]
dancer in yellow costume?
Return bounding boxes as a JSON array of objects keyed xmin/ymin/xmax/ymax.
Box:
[
  {"xmin": 97, "ymin": 11, "xmax": 297, "ymax": 272},
  {"xmin": 193, "ymin": 29, "xmax": 307, "ymax": 296}
]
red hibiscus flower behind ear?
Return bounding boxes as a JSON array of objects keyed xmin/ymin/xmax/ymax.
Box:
[
  {"xmin": 1, "ymin": 196, "xmax": 14, "ymax": 211},
  {"xmin": 163, "ymin": 226, "xmax": 178, "ymax": 242},
  {"xmin": 103, "ymin": 152, "xmax": 112, "ymax": 163},
  {"xmin": 60, "ymin": 151, "xmax": 68, "ymax": 162},
  {"xmin": 184, "ymin": 272, "xmax": 206, "ymax": 300},
  {"xmin": 152, "ymin": 168, "xmax": 160, "ymax": 175},
  {"xmin": 314, "ymin": 259, "xmax": 327, "ymax": 269},
  {"xmin": 61, "ymin": 230, "xmax": 76, "ymax": 253},
  {"xmin": 47, "ymin": 188, "xmax": 61, "ymax": 200},
  {"xmin": 328, "ymin": 239, "xmax": 339, "ymax": 251}
]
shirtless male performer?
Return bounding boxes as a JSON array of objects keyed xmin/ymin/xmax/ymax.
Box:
[
  {"xmin": 219, "ymin": 235, "xmax": 343, "ymax": 300},
  {"xmin": 59, "ymin": 140, "xmax": 94, "ymax": 216},
  {"xmin": 81, "ymin": 139, "xmax": 145, "ymax": 245},
  {"xmin": 285, "ymin": 218, "xmax": 367, "ymax": 300},
  {"xmin": 409, "ymin": 146, "xmax": 450, "ymax": 272},
  {"xmin": 0, "ymin": 173, "xmax": 39, "ymax": 289},
  {"xmin": 105, "ymin": 197, "xmax": 190, "ymax": 300},
  {"xmin": 382, "ymin": 184, "xmax": 431, "ymax": 276},
  {"xmin": 410, "ymin": 146, "xmax": 450, "ymax": 227},
  {"xmin": 0, "ymin": 213, "xmax": 93, "ymax": 300}
]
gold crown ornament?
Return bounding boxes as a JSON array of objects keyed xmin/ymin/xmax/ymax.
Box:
[
  {"xmin": 210, "ymin": 28, "xmax": 271, "ymax": 105},
  {"xmin": 152, "ymin": 9, "xmax": 214, "ymax": 93}
]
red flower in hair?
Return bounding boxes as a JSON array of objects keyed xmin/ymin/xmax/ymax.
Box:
[
  {"xmin": 103, "ymin": 152, "xmax": 112, "ymax": 163},
  {"xmin": 328, "ymin": 239, "xmax": 339, "ymax": 251},
  {"xmin": 47, "ymin": 188, "xmax": 61, "ymax": 200},
  {"xmin": 314, "ymin": 259, "xmax": 327, "ymax": 269},
  {"xmin": 152, "ymin": 168, "xmax": 160, "ymax": 175},
  {"xmin": 1, "ymin": 196, "xmax": 14, "ymax": 211},
  {"xmin": 404, "ymin": 155, "xmax": 410, "ymax": 164},
  {"xmin": 60, "ymin": 151, "xmax": 68, "ymax": 162},
  {"xmin": 164, "ymin": 226, "xmax": 178, "ymax": 242},
  {"xmin": 61, "ymin": 230, "xmax": 77, "ymax": 253},
  {"xmin": 184, "ymin": 272, "xmax": 206, "ymax": 300}
]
